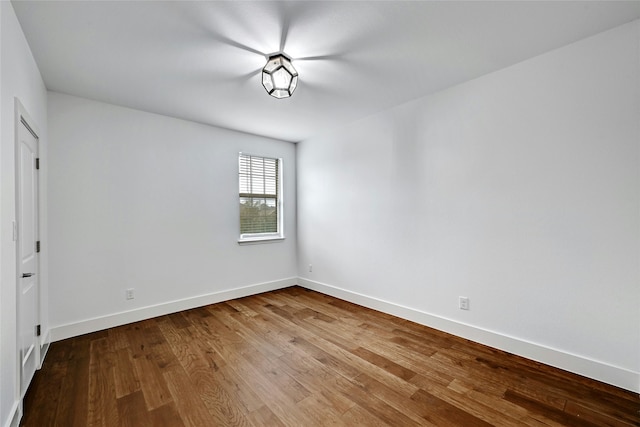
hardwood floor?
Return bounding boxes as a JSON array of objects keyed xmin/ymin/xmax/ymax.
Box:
[{"xmin": 22, "ymin": 286, "xmax": 639, "ymax": 426}]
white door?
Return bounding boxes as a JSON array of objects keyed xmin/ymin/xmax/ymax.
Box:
[{"xmin": 17, "ymin": 115, "xmax": 39, "ymax": 397}]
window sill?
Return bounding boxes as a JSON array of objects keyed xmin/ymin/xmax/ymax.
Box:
[{"xmin": 238, "ymin": 236, "xmax": 285, "ymax": 245}]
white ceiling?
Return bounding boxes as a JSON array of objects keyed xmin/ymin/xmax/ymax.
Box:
[{"xmin": 12, "ymin": 1, "xmax": 640, "ymax": 142}]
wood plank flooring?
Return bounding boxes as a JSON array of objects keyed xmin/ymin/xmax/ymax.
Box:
[{"xmin": 21, "ymin": 286, "xmax": 640, "ymax": 426}]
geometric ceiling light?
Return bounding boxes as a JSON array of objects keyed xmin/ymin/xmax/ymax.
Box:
[{"xmin": 262, "ymin": 53, "xmax": 298, "ymax": 99}]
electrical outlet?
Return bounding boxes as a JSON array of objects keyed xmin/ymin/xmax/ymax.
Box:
[
  {"xmin": 126, "ymin": 288, "xmax": 135, "ymax": 300},
  {"xmin": 459, "ymin": 296, "xmax": 469, "ymax": 310},
  {"xmin": 309, "ymin": 264, "xmax": 313, "ymax": 273}
]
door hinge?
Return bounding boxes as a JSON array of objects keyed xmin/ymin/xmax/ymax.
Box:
[
  {"xmin": 35, "ymin": 158, "xmax": 40, "ymax": 170},
  {"xmin": 36, "ymin": 241, "xmax": 40, "ymax": 253},
  {"xmin": 36, "ymin": 324, "xmax": 41, "ymax": 337}
]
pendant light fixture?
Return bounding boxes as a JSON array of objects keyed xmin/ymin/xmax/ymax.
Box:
[{"xmin": 262, "ymin": 53, "xmax": 298, "ymax": 99}]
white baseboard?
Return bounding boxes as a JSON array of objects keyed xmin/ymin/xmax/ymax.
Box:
[
  {"xmin": 51, "ymin": 277, "xmax": 297, "ymax": 342},
  {"xmin": 47, "ymin": 275, "xmax": 639, "ymax": 393},
  {"xmin": 297, "ymin": 277, "xmax": 640, "ymax": 394},
  {"xmin": 4, "ymin": 400, "xmax": 21, "ymax": 427},
  {"xmin": 39, "ymin": 329, "xmax": 51, "ymax": 369}
]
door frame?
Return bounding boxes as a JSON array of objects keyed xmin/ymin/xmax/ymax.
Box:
[{"xmin": 14, "ymin": 98, "xmax": 41, "ymax": 398}]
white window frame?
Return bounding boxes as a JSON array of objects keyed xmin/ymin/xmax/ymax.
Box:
[{"xmin": 238, "ymin": 153, "xmax": 284, "ymax": 244}]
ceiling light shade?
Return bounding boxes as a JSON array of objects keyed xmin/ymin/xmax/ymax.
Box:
[{"xmin": 262, "ymin": 54, "xmax": 298, "ymax": 99}]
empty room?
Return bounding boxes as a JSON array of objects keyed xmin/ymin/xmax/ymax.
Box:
[{"xmin": 1, "ymin": 1, "xmax": 639, "ymax": 426}]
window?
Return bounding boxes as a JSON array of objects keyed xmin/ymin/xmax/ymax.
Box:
[{"xmin": 238, "ymin": 153, "xmax": 283, "ymax": 242}]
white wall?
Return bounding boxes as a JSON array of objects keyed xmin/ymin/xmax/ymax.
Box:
[
  {"xmin": 0, "ymin": 2, "xmax": 48, "ymax": 427},
  {"xmin": 47, "ymin": 92, "xmax": 297, "ymax": 339},
  {"xmin": 297, "ymin": 21, "xmax": 640, "ymax": 392}
]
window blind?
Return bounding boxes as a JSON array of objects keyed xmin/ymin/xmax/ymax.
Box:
[{"xmin": 239, "ymin": 153, "xmax": 280, "ymax": 235}]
